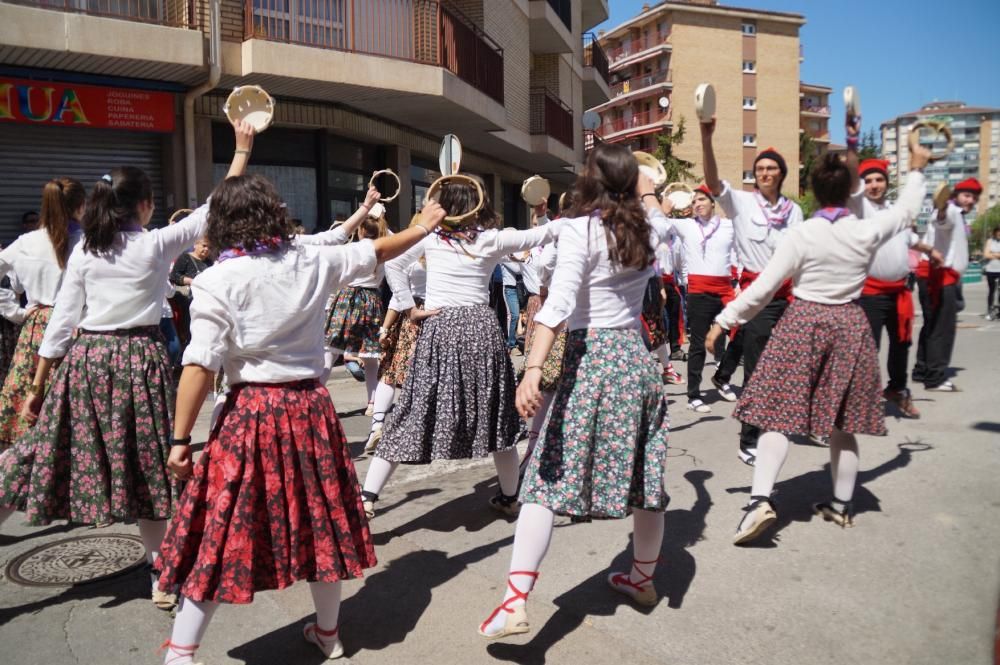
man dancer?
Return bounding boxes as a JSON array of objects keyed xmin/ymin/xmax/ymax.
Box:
[
  {"xmin": 701, "ymin": 119, "xmax": 803, "ymax": 466},
  {"xmin": 912, "ymin": 178, "xmax": 979, "ymax": 392}
]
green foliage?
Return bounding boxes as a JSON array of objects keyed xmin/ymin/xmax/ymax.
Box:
[
  {"xmin": 858, "ymin": 129, "xmax": 880, "ymax": 160},
  {"xmin": 653, "ymin": 115, "xmax": 696, "ymax": 184},
  {"xmin": 798, "ymin": 132, "xmax": 818, "ymax": 195},
  {"xmin": 791, "ymin": 190, "xmax": 819, "ymax": 219},
  {"xmin": 969, "ymin": 204, "xmax": 1000, "ymax": 256}
]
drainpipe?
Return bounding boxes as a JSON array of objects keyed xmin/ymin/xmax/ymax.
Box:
[{"xmin": 184, "ymin": 0, "xmax": 221, "ymax": 207}]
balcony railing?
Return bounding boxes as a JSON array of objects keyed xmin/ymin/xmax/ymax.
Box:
[
  {"xmin": 800, "ymin": 104, "xmax": 830, "ymax": 116},
  {"xmin": 546, "ymin": 0, "xmax": 571, "ymax": 30},
  {"xmin": 8, "ymin": 0, "xmax": 197, "ymax": 27},
  {"xmin": 610, "ymin": 69, "xmax": 671, "ymax": 98},
  {"xmin": 583, "ymin": 32, "xmax": 609, "ymax": 86},
  {"xmin": 245, "ymin": 0, "xmax": 503, "ymax": 103},
  {"xmin": 600, "ymin": 108, "xmax": 671, "ymax": 136},
  {"xmin": 606, "ymin": 31, "xmax": 669, "ymax": 64},
  {"xmin": 530, "ymin": 87, "xmax": 573, "ymax": 148}
]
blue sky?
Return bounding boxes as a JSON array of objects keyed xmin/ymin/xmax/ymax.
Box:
[{"xmin": 595, "ymin": 0, "xmax": 1000, "ymax": 144}]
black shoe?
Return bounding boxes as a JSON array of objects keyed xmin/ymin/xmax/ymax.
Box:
[{"xmin": 669, "ymin": 349, "xmax": 688, "ymax": 362}]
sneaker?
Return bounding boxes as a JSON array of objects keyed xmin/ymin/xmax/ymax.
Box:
[
  {"xmin": 883, "ymin": 387, "xmax": 920, "ymax": 418},
  {"xmin": 364, "ymin": 424, "xmax": 382, "ymax": 455},
  {"xmin": 813, "ymin": 501, "xmax": 855, "ymax": 528},
  {"xmin": 662, "ymin": 368, "xmax": 685, "ymax": 384},
  {"xmin": 711, "ymin": 376, "xmax": 737, "ymax": 402},
  {"xmin": 733, "ymin": 496, "xmax": 777, "ymax": 545},
  {"xmin": 737, "ymin": 447, "xmax": 756, "ymax": 467},
  {"xmin": 926, "ymin": 380, "xmax": 960, "ymax": 392},
  {"xmin": 489, "ymin": 491, "xmax": 520, "ymax": 517},
  {"xmin": 686, "ymin": 399, "xmax": 711, "ymax": 414},
  {"xmin": 344, "ymin": 360, "xmax": 365, "ymax": 382},
  {"xmin": 669, "ymin": 349, "xmax": 688, "ymax": 362}
]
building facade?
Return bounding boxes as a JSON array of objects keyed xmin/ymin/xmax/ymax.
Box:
[
  {"xmin": 881, "ymin": 100, "xmax": 1000, "ymax": 219},
  {"xmin": 591, "ymin": 0, "xmax": 804, "ymax": 194},
  {"xmin": 0, "ymin": 0, "xmax": 610, "ymax": 240}
]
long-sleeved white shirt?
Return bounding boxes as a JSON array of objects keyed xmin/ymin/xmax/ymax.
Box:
[
  {"xmin": 183, "ymin": 241, "xmax": 377, "ymax": 384},
  {"xmin": 715, "ymin": 171, "xmax": 926, "ymax": 329},
  {"xmin": 0, "ymin": 228, "xmax": 82, "ymax": 309},
  {"xmin": 386, "ymin": 260, "xmax": 427, "ymax": 311},
  {"xmin": 658, "ymin": 216, "xmax": 734, "ymax": 277},
  {"xmin": 926, "ymin": 202, "xmax": 969, "ymax": 274},
  {"xmin": 716, "ymin": 182, "xmax": 804, "ymax": 273},
  {"xmin": 848, "ymin": 188, "xmax": 918, "ymax": 281},
  {"xmin": 533, "ymin": 208, "xmax": 673, "ymax": 331},
  {"xmin": 655, "ymin": 241, "xmax": 674, "ymax": 276},
  {"xmin": 385, "ymin": 223, "xmax": 562, "ymax": 311},
  {"xmin": 39, "ymin": 206, "xmax": 210, "ymax": 358}
]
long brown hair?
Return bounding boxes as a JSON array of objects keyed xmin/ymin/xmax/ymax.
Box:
[
  {"xmin": 206, "ymin": 174, "xmax": 296, "ymax": 252},
  {"xmin": 83, "ymin": 167, "xmax": 153, "ymax": 254},
  {"xmin": 573, "ymin": 143, "xmax": 653, "ymax": 270},
  {"xmin": 436, "ymin": 177, "xmax": 501, "ymax": 230},
  {"xmin": 39, "ymin": 178, "xmax": 86, "ymax": 269}
]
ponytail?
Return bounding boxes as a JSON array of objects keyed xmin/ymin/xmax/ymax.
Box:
[
  {"xmin": 82, "ymin": 166, "xmax": 153, "ymax": 254},
  {"xmin": 39, "ymin": 177, "xmax": 86, "ymax": 270}
]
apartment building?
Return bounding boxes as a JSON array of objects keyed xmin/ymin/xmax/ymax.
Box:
[
  {"xmin": 591, "ymin": 0, "xmax": 804, "ymax": 194},
  {"xmin": 881, "ymin": 100, "xmax": 1000, "ymax": 218},
  {"xmin": 0, "ymin": 0, "xmax": 610, "ymax": 240}
]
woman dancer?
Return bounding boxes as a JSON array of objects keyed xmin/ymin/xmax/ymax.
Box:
[
  {"xmin": 705, "ymin": 146, "xmax": 929, "ymax": 545},
  {"xmin": 362, "ymin": 179, "xmax": 562, "ymax": 519},
  {"xmin": 0, "ymin": 120, "xmax": 255, "ymax": 610},
  {"xmin": 985, "ymin": 226, "xmax": 1000, "ymax": 320},
  {"xmin": 479, "ymin": 143, "xmax": 672, "ymax": 639},
  {"xmin": 156, "ymin": 175, "xmax": 445, "ymax": 664},
  {"xmin": 0, "ymin": 178, "xmax": 85, "ymax": 449}
]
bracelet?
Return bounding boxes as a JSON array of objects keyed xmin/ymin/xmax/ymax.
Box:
[
  {"xmin": 170, "ymin": 435, "xmax": 192, "ymax": 446},
  {"xmin": 641, "ymin": 193, "xmax": 660, "ymax": 201},
  {"xmin": 415, "ymin": 225, "xmax": 430, "ymax": 236},
  {"xmin": 845, "ymin": 136, "xmax": 859, "ymax": 148},
  {"xmin": 26, "ymin": 383, "xmax": 44, "ymax": 396},
  {"xmin": 234, "ymin": 149, "xmax": 250, "ymax": 155}
]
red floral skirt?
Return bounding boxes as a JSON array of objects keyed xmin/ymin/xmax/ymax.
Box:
[{"xmin": 157, "ymin": 379, "xmax": 376, "ymax": 604}]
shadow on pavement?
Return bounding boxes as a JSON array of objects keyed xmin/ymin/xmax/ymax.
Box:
[
  {"xmin": 971, "ymin": 421, "xmax": 1000, "ymax": 434},
  {"xmin": 0, "ymin": 521, "xmax": 77, "ymax": 547}
]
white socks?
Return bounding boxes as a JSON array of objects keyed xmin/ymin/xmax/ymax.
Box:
[
  {"xmin": 653, "ymin": 343, "xmax": 670, "ymax": 367},
  {"xmin": 370, "ymin": 382, "xmax": 396, "ymax": 429},
  {"xmin": 750, "ymin": 431, "xmax": 790, "ymax": 500},
  {"xmin": 362, "ymin": 457, "xmax": 399, "ymax": 498},
  {"xmin": 137, "ymin": 518, "xmax": 167, "ymax": 587},
  {"xmin": 829, "ymin": 429, "xmax": 860, "ymax": 505},
  {"xmin": 165, "ymin": 596, "xmax": 219, "ymax": 664},
  {"xmin": 493, "ymin": 448, "xmax": 521, "ymax": 497}
]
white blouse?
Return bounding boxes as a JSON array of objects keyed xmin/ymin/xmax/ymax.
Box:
[
  {"xmin": 655, "ymin": 242, "xmax": 674, "ymax": 275},
  {"xmin": 660, "ymin": 216, "xmax": 735, "ymax": 277},
  {"xmin": 533, "ymin": 208, "xmax": 672, "ymax": 332},
  {"xmin": 39, "ymin": 206, "xmax": 210, "ymax": 358},
  {"xmin": 386, "ymin": 260, "xmax": 426, "ymax": 311},
  {"xmin": 0, "ymin": 228, "xmax": 82, "ymax": 309},
  {"xmin": 926, "ymin": 202, "xmax": 969, "ymax": 275},
  {"xmin": 716, "ymin": 182, "xmax": 804, "ymax": 273},
  {"xmin": 848, "ymin": 190, "xmax": 918, "ymax": 282},
  {"xmin": 716, "ymin": 171, "xmax": 926, "ymax": 329},
  {"xmin": 385, "ymin": 223, "xmax": 562, "ymax": 311},
  {"xmin": 183, "ymin": 241, "xmax": 376, "ymax": 384}
]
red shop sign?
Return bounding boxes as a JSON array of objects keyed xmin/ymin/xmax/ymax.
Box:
[{"xmin": 0, "ymin": 77, "xmax": 174, "ymax": 132}]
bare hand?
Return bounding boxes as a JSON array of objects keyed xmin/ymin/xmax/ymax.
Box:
[
  {"xmin": 167, "ymin": 445, "xmax": 193, "ymax": 481},
  {"xmin": 20, "ymin": 393, "xmax": 43, "ymax": 422},
  {"xmin": 232, "ymin": 118, "xmax": 255, "ymax": 153},
  {"xmin": 909, "ymin": 144, "xmax": 931, "ymax": 171},
  {"xmin": 846, "ymin": 113, "xmax": 861, "ymax": 139},
  {"xmin": 417, "ymin": 201, "xmax": 446, "ymax": 233},
  {"xmin": 700, "ymin": 117, "xmax": 716, "ymax": 135},
  {"xmin": 636, "ymin": 172, "xmax": 656, "ymax": 198},
  {"xmin": 408, "ymin": 307, "xmax": 442, "ymax": 322},
  {"xmin": 659, "ymin": 195, "xmax": 674, "ymax": 215},
  {"xmin": 364, "ymin": 185, "xmax": 381, "ymax": 209},
  {"xmin": 24, "ymin": 305, "xmax": 39, "ymax": 319},
  {"xmin": 704, "ymin": 323, "xmax": 723, "ymax": 355},
  {"xmin": 515, "ymin": 368, "xmax": 543, "ymax": 418},
  {"xmin": 928, "ymin": 249, "xmax": 945, "ymax": 267}
]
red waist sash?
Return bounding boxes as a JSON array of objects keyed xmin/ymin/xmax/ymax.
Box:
[
  {"xmin": 928, "ymin": 266, "xmax": 960, "ymax": 309},
  {"xmin": 740, "ymin": 269, "xmax": 793, "ymax": 302},
  {"xmin": 915, "ymin": 261, "xmax": 930, "ymax": 280},
  {"xmin": 862, "ymin": 277, "xmax": 913, "ymax": 343},
  {"xmin": 688, "ymin": 274, "xmax": 735, "ymax": 305}
]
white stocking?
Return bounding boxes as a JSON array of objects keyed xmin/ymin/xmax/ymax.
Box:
[
  {"xmin": 362, "ymin": 457, "xmax": 398, "ymax": 498},
  {"xmin": 750, "ymin": 431, "xmax": 790, "ymax": 500},
  {"xmin": 138, "ymin": 518, "xmax": 168, "ymax": 587},
  {"xmin": 165, "ymin": 596, "xmax": 219, "ymax": 664},
  {"xmin": 362, "ymin": 359, "xmax": 380, "ymax": 403},
  {"xmin": 652, "ymin": 344, "xmax": 669, "ymax": 367},
  {"xmin": 829, "ymin": 428, "xmax": 860, "ymax": 505},
  {"xmin": 629, "ymin": 508, "xmax": 664, "ymax": 585},
  {"xmin": 370, "ymin": 382, "xmax": 396, "ymax": 427},
  {"xmin": 309, "ymin": 581, "xmax": 343, "ymax": 631},
  {"xmin": 493, "ymin": 447, "xmax": 520, "ymax": 497}
]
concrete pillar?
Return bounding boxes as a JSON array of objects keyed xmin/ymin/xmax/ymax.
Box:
[{"xmin": 384, "ymin": 145, "xmax": 412, "ymax": 232}]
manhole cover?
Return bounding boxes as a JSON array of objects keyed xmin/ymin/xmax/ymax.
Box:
[{"xmin": 5, "ymin": 533, "xmax": 146, "ymax": 587}]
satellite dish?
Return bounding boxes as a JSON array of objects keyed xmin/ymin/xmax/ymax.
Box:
[
  {"xmin": 582, "ymin": 110, "xmax": 601, "ymax": 131},
  {"xmin": 658, "ymin": 96, "xmax": 670, "ymax": 109}
]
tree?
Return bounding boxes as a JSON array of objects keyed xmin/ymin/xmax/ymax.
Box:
[
  {"xmin": 652, "ymin": 115, "xmax": 696, "ymax": 184},
  {"xmin": 798, "ymin": 131, "xmax": 818, "ymax": 195},
  {"xmin": 969, "ymin": 204, "xmax": 1000, "ymax": 258},
  {"xmin": 791, "ymin": 190, "xmax": 818, "ymax": 219},
  {"xmin": 858, "ymin": 129, "xmax": 880, "ymax": 160}
]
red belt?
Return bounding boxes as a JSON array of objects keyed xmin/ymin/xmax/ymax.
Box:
[
  {"xmin": 740, "ymin": 269, "xmax": 793, "ymax": 302},
  {"xmin": 688, "ymin": 274, "xmax": 735, "ymax": 306},
  {"xmin": 862, "ymin": 277, "xmax": 913, "ymax": 343},
  {"xmin": 928, "ymin": 266, "xmax": 960, "ymax": 308},
  {"xmin": 915, "ymin": 261, "xmax": 929, "ymax": 280}
]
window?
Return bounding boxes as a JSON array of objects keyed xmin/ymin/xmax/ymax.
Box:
[
  {"xmin": 742, "ymin": 60, "xmax": 756, "ymax": 73},
  {"xmin": 742, "ymin": 170, "xmax": 754, "ymax": 183},
  {"xmin": 743, "ymin": 134, "xmax": 757, "ymax": 146},
  {"xmin": 741, "ymin": 22, "xmax": 756, "ymax": 35},
  {"xmin": 743, "ymin": 97, "xmax": 756, "ymax": 109}
]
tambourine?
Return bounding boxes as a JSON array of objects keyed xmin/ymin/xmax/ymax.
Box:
[
  {"xmin": 908, "ymin": 120, "xmax": 953, "ymax": 162},
  {"xmin": 424, "ymin": 174, "xmax": 485, "ymax": 229},
  {"xmin": 843, "ymin": 86, "xmax": 860, "ymax": 120},
  {"xmin": 695, "ymin": 83, "xmax": 716, "ymax": 123},
  {"xmin": 664, "ymin": 183, "xmax": 694, "ymax": 217},
  {"xmin": 558, "ymin": 191, "xmax": 569, "ymax": 212},
  {"xmin": 223, "ymin": 85, "xmax": 275, "ymax": 133},
  {"xmin": 633, "ymin": 151, "xmax": 667, "ymax": 189},
  {"xmin": 932, "ymin": 182, "xmax": 951, "ymax": 212},
  {"xmin": 521, "ymin": 175, "xmax": 550, "ymax": 206},
  {"xmin": 168, "ymin": 208, "xmax": 193, "ymax": 225},
  {"xmin": 369, "ymin": 169, "xmax": 400, "ymax": 203}
]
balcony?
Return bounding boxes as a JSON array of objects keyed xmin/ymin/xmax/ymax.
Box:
[
  {"xmin": 0, "ymin": 0, "xmax": 205, "ymax": 84},
  {"xmin": 800, "ymin": 104, "xmax": 830, "ymax": 117},
  {"xmin": 582, "ymin": 32, "xmax": 610, "ymax": 108},
  {"xmin": 599, "ymin": 69, "xmax": 671, "ymax": 110},
  {"xmin": 528, "ymin": 0, "xmax": 573, "ymax": 53},
  {"xmin": 236, "ymin": 0, "xmax": 507, "ymax": 135},
  {"xmin": 530, "ymin": 86, "xmax": 573, "ymax": 149},
  {"xmin": 606, "ymin": 31, "xmax": 670, "ymax": 72},
  {"xmin": 581, "ymin": 0, "xmax": 608, "ymax": 31},
  {"xmin": 599, "ymin": 108, "xmax": 672, "ymax": 142}
]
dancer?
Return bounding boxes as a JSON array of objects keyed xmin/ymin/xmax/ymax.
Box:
[
  {"xmin": 0, "ymin": 120, "xmax": 254, "ymax": 611},
  {"xmin": 659, "ymin": 185, "xmax": 737, "ymax": 411},
  {"xmin": 479, "ymin": 143, "xmax": 671, "ymax": 639},
  {"xmin": 700, "ymin": 119, "xmax": 803, "ymax": 467},
  {"xmin": 911, "ymin": 178, "xmax": 978, "ymax": 392},
  {"xmin": 658, "ymin": 238, "xmax": 686, "ymax": 363},
  {"xmin": 0, "ymin": 177, "xmax": 85, "ymax": 449},
  {"xmin": 705, "ymin": 146, "xmax": 929, "ymax": 545},
  {"xmin": 362, "ymin": 178, "xmax": 562, "ymax": 519},
  {"xmin": 156, "ymin": 176, "xmax": 446, "ymax": 664},
  {"xmin": 984, "ymin": 226, "xmax": 1000, "ymax": 320}
]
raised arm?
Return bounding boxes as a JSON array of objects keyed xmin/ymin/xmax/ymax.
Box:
[
  {"xmin": 301, "ymin": 186, "xmax": 382, "ymax": 246},
  {"xmin": 714, "ymin": 228, "xmax": 804, "ymax": 330},
  {"xmin": 700, "ymin": 118, "xmax": 722, "ymax": 197},
  {"xmin": 481, "ymin": 219, "xmax": 564, "ymax": 258}
]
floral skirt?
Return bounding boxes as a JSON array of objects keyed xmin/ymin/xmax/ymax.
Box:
[
  {"xmin": 641, "ymin": 277, "xmax": 668, "ymax": 351},
  {"xmin": 520, "ymin": 321, "xmax": 567, "ymax": 393},
  {"xmin": 523, "ymin": 294, "xmax": 543, "ymax": 345},
  {"xmin": 0, "ymin": 326, "xmax": 177, "ymax": 525},
  {"xmin": 734, "ymin": 299, "xmax": 885, "ymax": 437},
  {"xmin": 158, "ymin": 379, "xmax": 376, "ymax": 604},
  {"xmin": 376, "ymin": 305, "xmax": 520, "ymax": 463},
  {"xmin": 379, "ymin": 299, "xmax": 423, "ymax": 388},
  {"xmin": 0, "ymin": 307, "xmax": 52, "ymax": 449},
  {"xmin": 519, "ymin": 328, "xmax": 670, "ymax": 519},
  {"xmin": 325, "ymin": 286, "xmax": 382, "ymax": 358},
  {"xmin": 0, "ymin": 317, "xmax": 20, "ymax": 388}
]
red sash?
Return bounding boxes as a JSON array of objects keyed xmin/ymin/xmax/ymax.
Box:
[
  {"xmin": 862, "ymin": 277, "xmax": 913, "ymax": 343},
  {"xmin": 688, "ymin": 274, "xmax": 735, "ymax": 306},
  {"xmin": 661, "ymin": 274, "xmax": 685, "ymax": 344},
  {"xmin": 740, "ymin": 269, "xmax": 794, "ymax": 302},
  {"xmin": 927, "ymin": 266, "xmax": 960, "ymax": 308},
  {"xmin": 915, "ymin": 261, "xmax": 929, "ymax": 280}
]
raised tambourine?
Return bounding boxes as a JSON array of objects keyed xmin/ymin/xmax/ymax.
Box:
[
  {"xmin": 908, "ymin": 120, "xmax": 953, "ymax": 162},
  {"xmin": 664, "ymin": 183, "xmax": 694, "ymax": 217},
  {"xmin": 425, "ymin": 174, "xmax": 485, "ymax": 229},
  {"xmin": 695, "ymin": 83, "xmax": 716, "ymax": 123},
  {"xmin": 521, "ymin": 175, "xmax": 550, "ymax": 206},
  {"xmin": 223, "ymin": 85, "xmax": 275, "ymax": 133},
  {"xmin": 168, "ymin": 208, "xmax": 193, "ymax": 225},
  {"xmin": 843, "ymin": 86, "xmax": 860, "ymax": 120},
  {"xmin": 633, "ymin": 151, "xmax": 667, "ymax": 189},
  {"xmin": 932, "ymin": 182, "xmax": 951, "ymax": 212},
  {"xmin": 369, "ymin": 168, "xmax": 401, "ymax": 202}
]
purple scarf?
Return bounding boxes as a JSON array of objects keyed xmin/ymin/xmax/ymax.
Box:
[
  {"xmin": 752, "ymin": 191, "xmax": 795, "ymax": 228},
  {"xmin": 814, "ymin": 206, "xmax": 851, "ymax": 223},
  {"xmin": 218, "ymin": 236, "xmax": 287, "ymax": 263}
]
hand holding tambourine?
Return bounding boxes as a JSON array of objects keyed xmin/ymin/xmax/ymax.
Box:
[
  {"xmin": 233, "ymin": 117, "xmax": 256, "ymax": 153},
  {"xmin": 363, "ymin": 185, "xmax": 380, "ymax": 210}
]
